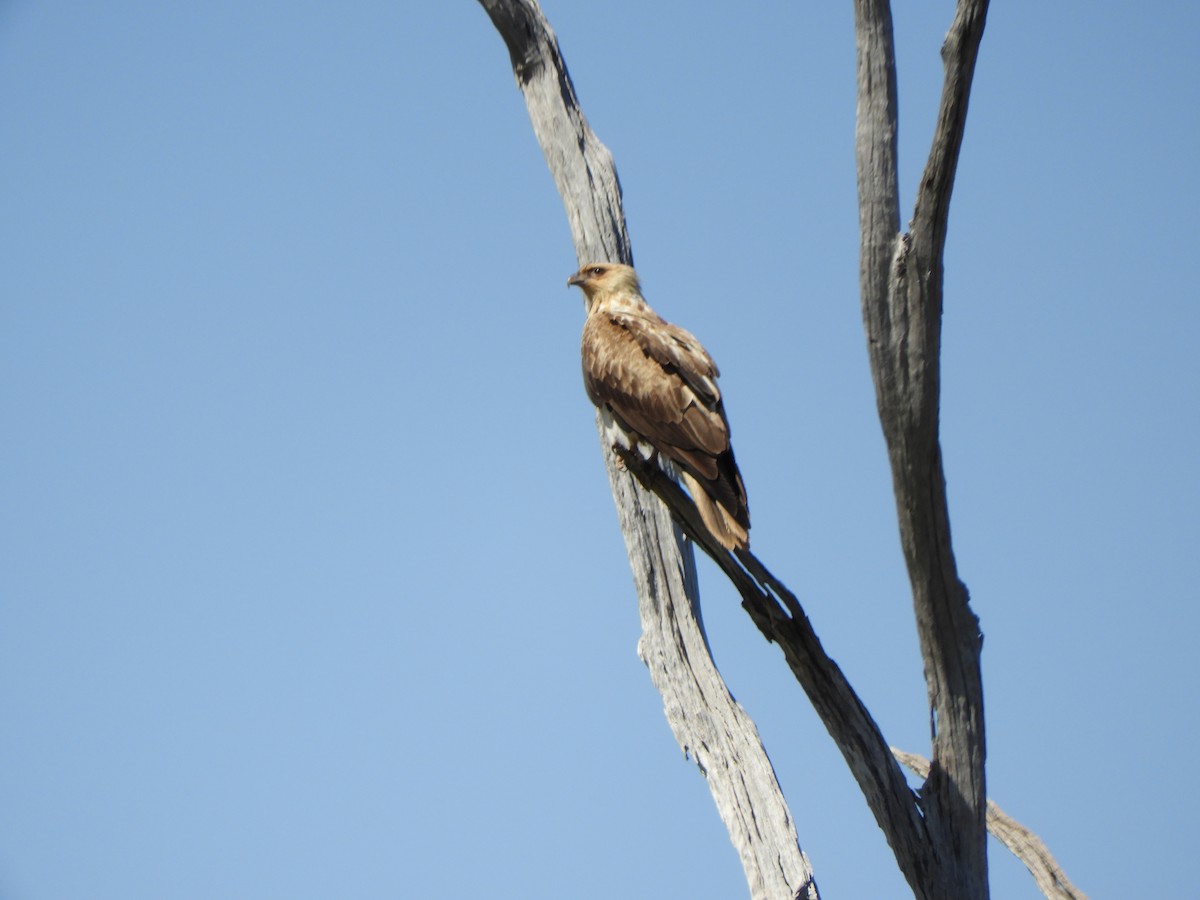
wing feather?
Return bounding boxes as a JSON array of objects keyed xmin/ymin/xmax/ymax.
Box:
[{"xmin": 582, "ymin": 311, "xmax": 749, "ymax": 534}]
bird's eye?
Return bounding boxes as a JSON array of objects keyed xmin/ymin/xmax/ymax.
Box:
[{"xmin": 590, "ymin": 267, "xmax": 605, "ymax": 276}]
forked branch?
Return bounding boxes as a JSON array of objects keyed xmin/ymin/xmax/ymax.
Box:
[
  {"xmin": 614, "ymin": 446, "xmax": 934, "ymax": 888},
  {"xmin": 477, "ymin": 2, "xmax": 1086, "ymax": 900},
  {"xmin": 893, "ymin": 750, "xmax": 1090, "ymax": 900},
  {"xmin": 853, "ymin": 0, "xmax": 992, "ymax": 897}
]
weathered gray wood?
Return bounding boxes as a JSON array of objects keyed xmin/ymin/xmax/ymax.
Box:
[
  {"xmin": 854, "ymin": 0, "xmax": 991, "ymax": 898},
  {"xmin": 613, "ymin": 445, "xmax": 935, "ymax": 892},
  {"xmin": 603, "ymin": 457, "xmax": 819, "ymax": 900},
  {"xmin": 477, "ymin": 3, "xmax": 817, "ymax": 897},
  {"xmin": 475, "ymin": 3, "xmax": 1065, "ymax": 900},
  {"xmin": 893, "ymin": 750, "xmax": 1090, "ymax": 900},
  {"xmin": 614, "ymin": 437, "xmax": 1098, "ymax": 900}
]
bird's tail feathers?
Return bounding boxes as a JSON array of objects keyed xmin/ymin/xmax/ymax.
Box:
[{"xmin": 681, "ymin": 472, "xmax": 750, "ymax": 551}]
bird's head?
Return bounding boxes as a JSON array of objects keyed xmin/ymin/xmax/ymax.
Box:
[{"xmin": 567, "ymin": 262, "xmax": 641, "ymax": 304}]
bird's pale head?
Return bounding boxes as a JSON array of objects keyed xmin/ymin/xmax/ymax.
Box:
[{"xmin": 567, "ymin": 262, "xmax": 642, "ymax": 303}]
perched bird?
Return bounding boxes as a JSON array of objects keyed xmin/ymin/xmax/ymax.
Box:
[{"xmin": 567, "ymin": 262, "xmax": 750, "ymax": 550}]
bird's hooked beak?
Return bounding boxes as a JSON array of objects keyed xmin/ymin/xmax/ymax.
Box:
[{"xmin": 566, "ymin": 271, "xmax": 585, "ymax": 288}]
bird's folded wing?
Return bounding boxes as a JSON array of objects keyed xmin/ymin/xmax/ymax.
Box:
[{"xmin": 583, "ymin": 312, "xmax": 731, "ymax": 480}]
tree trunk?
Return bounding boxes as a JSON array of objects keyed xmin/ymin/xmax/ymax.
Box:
[
  {"xmin": 476, "ymin": 2, "xmax": 1016, "ymax": 899},
  {"xmin": 476, "ymin": 2, "xmax": 817, "ymax": 897},
  {"xmin": 853, "ymin": 0, "xmax": 991, "ymax": 896},
  {"xmin": 893, "ymin": 751, "xmax": 1089, "ymax": 900}
]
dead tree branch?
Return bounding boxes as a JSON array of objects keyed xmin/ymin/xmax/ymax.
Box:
[
  {"xmin": 893, "ymin": 750, "xmax": 1090, "ymax": 900},
  {"xmin": 474, "ymin": 2, "xmax": 1083, "ymax": 900},
  {"xmin": 477, "ymin": 2, "xmax": 816, "ymax": 897},
  {"xmin": 614, "ymin": 447, "xmax": 935, "ymax": 892},
  {"xmin": 853, "ymin": 0, "xmax": 991, "ymax": 896}
]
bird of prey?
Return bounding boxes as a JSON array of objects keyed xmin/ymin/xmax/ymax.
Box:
[{"xmin": 567, "ymin": 262, "xmax": 750, "ymax": 550}]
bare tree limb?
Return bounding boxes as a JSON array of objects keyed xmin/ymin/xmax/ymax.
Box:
[
  {"xmin": 477, "ymin": 2, "xmax": 816, "ymax": 897},
  {"xmin": 480, "ymin": 1, "xmax": 1015, "ymax": 898},
  {"xmin": 852, "ymin": 0, "xmax": 902, "ymax": 319},
  {"xmin": 911, "ymin": 1, "xmax": 991, "ymax": 272},
  {"xmin": 893, "ymin": 750, "xmax": 1090, "ymax": 900},
  {"xmin": 614, "ymin": 447, "xmax": 937, "ymax": 894},
  {"xmin": 854, "ymin": 1, "xmax": 992, "ymax": 897}
]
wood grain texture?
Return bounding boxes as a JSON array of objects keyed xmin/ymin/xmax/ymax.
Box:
[
  {"xmin": 477, "ymin": 2, "xmax": 816, "ymax": 897},
  {"xmin": 893, "ymin": 751, "xmax": 1090, "ymax": 900},
  {"xmin": 474, "ymin": 4, "xmax": 1084, "ymax": 900},
  {"xmin": 854, "ymin": 0, "xmax": 991, "ymax": 897},
  {"xmin": 613, "ymin": 446, "xmax": 930, "ymax": 895}
]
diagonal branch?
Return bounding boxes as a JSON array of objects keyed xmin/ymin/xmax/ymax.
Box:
[
  {"xmin": 614, "ymin": 447, "xmax": 936, "ymax": 892},
  {"xmin": 910, "ymin": 0, "xmax": 991, "ymax": 272},
  {"xmin": 477, "ymin": 3, "xmax": 816, "ymax": 897},
  {"xmin": 483, "ymin": 2, "xmax": 1006, "ymax": 899},
  {"xmin": 893, "ymin": 750, "xmax": 1090, "ymax": 900},
  {"xmin": 477, "ymin": 0, "xmax": 631, "ymax": 267}
]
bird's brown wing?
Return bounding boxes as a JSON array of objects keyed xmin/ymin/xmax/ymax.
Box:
[{"xmin": 582, "ymin": 311, "xmax": 749, "ymax": 533}]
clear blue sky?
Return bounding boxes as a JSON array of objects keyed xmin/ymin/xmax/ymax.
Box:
[{"xmin": 2, "ymin": 2, "xmax": 1196, "ymax": 897}]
